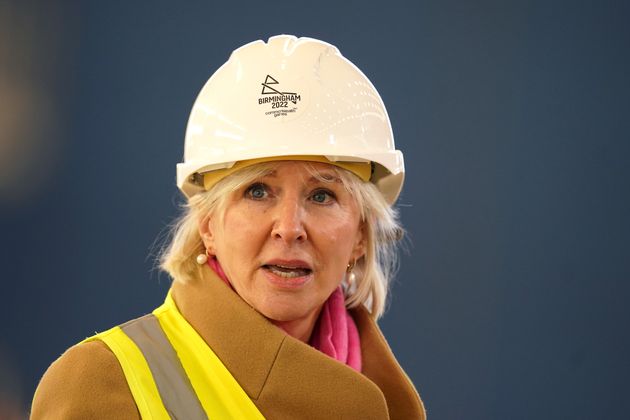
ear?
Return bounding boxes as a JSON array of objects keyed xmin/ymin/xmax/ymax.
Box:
[
  {"xmin": 198, "ymin": 213, "xmax": 217, "ymax": 255},
  {"xmin": 351, "ymin": 221, "xmax": 367, "ymax": 261}
]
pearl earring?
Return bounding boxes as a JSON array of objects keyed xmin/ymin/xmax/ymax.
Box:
[
  {"xmin": 196, "ymin": 249, "xmax": 210, "ymax": 265},
  {"xmin": 346, "ymin": 259, "xmax": 356, "ymax": 286}
]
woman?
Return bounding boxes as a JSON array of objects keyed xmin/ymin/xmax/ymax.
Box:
[{"xmin": 31, "ymin": 35, "xmax": 426, "ymax": 419}]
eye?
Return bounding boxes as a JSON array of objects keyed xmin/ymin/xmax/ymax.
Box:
[
  {"xmin": 310, "ymin": 189, "xmax": 335, "ymax": 204},
  {"xmin": 245, "ymin": 183, "xmax": 268, "ymax": 200}
]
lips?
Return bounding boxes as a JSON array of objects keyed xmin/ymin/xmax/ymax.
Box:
[
  {"xmin": 262, "ymin": 259, "xmax": 313, "ymax": 282},
  {"xmin": 264, "ymin": 264, "xmax": 312, "ymax": 278}
]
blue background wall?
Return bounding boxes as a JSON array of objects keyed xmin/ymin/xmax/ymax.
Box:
[{"xmin": 1, "ymin": 0, "xmax": 629, "ymax": 418}]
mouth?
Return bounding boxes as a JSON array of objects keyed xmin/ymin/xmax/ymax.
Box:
[
  {"xmin": 262, "ymin": 263, "xmax": 313, "ymax": 279},
  {"xmin": 261, "ymin": 259, "xmax": 314, "ymax": 288}
]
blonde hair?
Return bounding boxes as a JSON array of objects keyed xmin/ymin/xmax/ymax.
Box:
[{"xmin": 159, "ymin": 162, "xmax": 403, "ymax": 319}]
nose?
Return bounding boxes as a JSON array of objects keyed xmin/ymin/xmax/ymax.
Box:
[{"xmin": 271, "ymin": 195, "xmax": 307, "ymax": 244}]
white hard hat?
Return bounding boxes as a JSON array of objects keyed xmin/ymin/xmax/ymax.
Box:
[{"xmin": 177, "ymin": 34, "xmax": 405, "ymax": 204}]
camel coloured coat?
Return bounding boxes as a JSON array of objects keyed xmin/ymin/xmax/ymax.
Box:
[{"xmin": 31, "ymin": 266, "xmax": 426, "ymax": 419}]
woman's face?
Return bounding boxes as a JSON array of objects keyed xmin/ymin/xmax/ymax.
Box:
[{"xmin": 200, "ymin": 161, "xmax": 365, "ymax": 324}]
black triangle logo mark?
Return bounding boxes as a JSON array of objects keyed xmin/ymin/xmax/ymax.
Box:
[
  {"xmin": 264, "ymin": 75, "xmax": 279, "ymax": 85},
  {"xmin": 261, "ymin": 74, "xmax": 283, "ymax": 95}
]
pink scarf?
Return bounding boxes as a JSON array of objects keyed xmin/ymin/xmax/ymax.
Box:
[{"xmin": 208, "ymin": 258, "xmax": 362, "ymax": 372}]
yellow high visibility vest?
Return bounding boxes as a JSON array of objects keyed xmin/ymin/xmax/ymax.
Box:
[{"xmin": 83, "ymin": 293, "xmax": 265, "ymax": 420}]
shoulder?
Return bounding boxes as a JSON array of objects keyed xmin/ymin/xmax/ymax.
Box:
[{"xmin": 31, "ymin": 339, "xmax": 140, "ymax": 419}]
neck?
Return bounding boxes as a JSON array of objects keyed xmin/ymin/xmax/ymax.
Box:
[{"xmin": 271, "ymin": 308, "xmax": 322, "ymax": 343}]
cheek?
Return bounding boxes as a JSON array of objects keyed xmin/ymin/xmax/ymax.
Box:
[
  {"xmin": 218, "ymin": 206, "xmax": 268, "ymax": 254},
  {"xmin": 310, "ymin": 211, "xmax": 361, "ymax": 256}
]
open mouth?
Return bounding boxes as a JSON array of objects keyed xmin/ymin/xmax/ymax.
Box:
[{"xmin": 262, "ymin": 264, "xmax": 313, "ymax": 279}]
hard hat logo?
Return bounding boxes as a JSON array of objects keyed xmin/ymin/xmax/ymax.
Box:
[
  {"xmin": 260, "ymin": 75, "xmax": 299, "ymax": 103},
  {"xmin": 258, "ymin": 75, "xmax": 302, "ymax": 118}
]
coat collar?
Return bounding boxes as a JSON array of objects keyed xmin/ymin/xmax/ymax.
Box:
[{"xmin": 171, "ymin": 265, "xmax": 425, "ymax": 419}]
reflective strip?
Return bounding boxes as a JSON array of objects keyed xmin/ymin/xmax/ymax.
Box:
[
  {"xmin": 85, "ymin": 327, "xmax": 170, "ymax": 419},
  {"xmin": 120, "ymin": 315, "xmax": 208, "ymax": 420},
  {"xmin": 84, "ymin": 293, "xmax": 265, "ymax": 419},
  {"xmin": 153, "ymin": 293, "xmax": 266, "ymax": 420}
]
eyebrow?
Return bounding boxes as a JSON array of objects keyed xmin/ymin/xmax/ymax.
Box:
[{"xmin": 307, "ymin": 174, "xmax": 341, "ymax": 184}]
